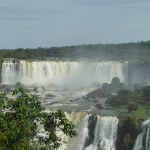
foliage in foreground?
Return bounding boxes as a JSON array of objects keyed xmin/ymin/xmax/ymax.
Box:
[{"xmin": 0, "ymin": 88, "xmax": 77, "ymax": 150}]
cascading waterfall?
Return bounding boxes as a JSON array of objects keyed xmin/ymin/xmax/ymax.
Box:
[
  {"xmin": 133, "ymin": 119, "xmax": 150, "ymax": 150},
  {"xmin": 1, "ymin": 60, "xmax": 126, "ymax": 87},
  {"xmin": 84, "ymin": 116, "xmax": 119, "ymax": 150},
  {"xmin": 59, "ymin": 113, "xmax": 119, "ymax": 150},
  {"xmin": 58, "ymin": 112, "xmax": 87, "ymax": 150}
]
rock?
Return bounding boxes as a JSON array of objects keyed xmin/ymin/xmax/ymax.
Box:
[
  {"xmin": 84, "ymin": 115, "xmax": 97, "ymax": 147},
  {"xmin": 93, "ymin": 99, "xmax": 98, "ymax": 103},
  {"xmin": 85, "ymin": 88, "xmax": 109, "ymax": 100},
  {"xmin": 5, "ymin": 87, "xmax": 11, "ymax": 93},
  {"xmin": 116, "ymin": 117, "xmax": 141, "ymax": 150},
  {"xmin": 24, "ymin": 88, "xmax": 31, "ymax": 93},
  {"xmin": 95, "ymin": 103, "xmax": 103, "ymax": 109},
  {"xmin": 50, "ymin": 101, "xmax": 59, "ymax": 105},
  {"xmin": 0, "ymin": 84, "xmax": 8, "ymax": 89},
  {"xmin": 15, "ymin": 82, "xmax": 23, "ymax": 88},
  {"xmin": 45, "ymin": 94, "xmax": 55, "ymax": 98},
  {"xmin": 32, "ymin": 87, "xmax": 38, "ymax": 93}
]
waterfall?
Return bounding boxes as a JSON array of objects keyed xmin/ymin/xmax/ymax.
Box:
[
  {"xmin": 59, "ymin": 113, "xmax": 119, "ymax": 150},
  {"xmin": 133, "ymin": 119, "xmax": 150, "ymax": 150},
  {"xmin": 84, "ymin": 116, "xmax": 119, "ymax": 150},
  {"xmin": 1, "ymin": 60, "xmax": 126, "ymax": 87}
]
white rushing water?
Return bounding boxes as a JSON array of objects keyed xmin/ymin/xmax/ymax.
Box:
[
  {"xmin": 84, "ymin": 116, "xmax": 119, "ymax": 150},
  {"xmin": 58, "ymin": 112, "xmax": 88, "ymax": 150},
  {"xmin": 133, "ymin": 119, "xmax": 150, "ymax": 150},
  {"xmin": 59, "ymin": 113, "xmax": 119, "ymax": 150},
  {"xmin": 1, "ymin": 60, "xmax": 126, "ymax": 88}
]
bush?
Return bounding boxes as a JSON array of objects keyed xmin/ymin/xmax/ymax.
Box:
[
  {"xmin": 142, "ymin": 86, "xmax": 150, "ymax": 102},
  {"xmin": 0, "ymin": 88, "xmax": 77, "ymax": 150},
  {"xmin": 127, "ymin": 103, "xmax": 138, "ymax": 113},
  {"xmin": 109, "ymin": 89, "xmax": 132, "ymax": 106},
  {"xmin": 130, "ymin": 106, "xmax": 150, "ymax": 119}
]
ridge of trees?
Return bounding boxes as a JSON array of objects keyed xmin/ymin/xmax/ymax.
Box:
[{"xmin": 0, "ymin": 41, "xmax": 150, "ymax": 61}]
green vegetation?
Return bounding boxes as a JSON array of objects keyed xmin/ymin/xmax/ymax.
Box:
[
  {"xmin": 0, "ymin": 41, "xmax": 150, "ymax": 61},
  {"xmin": 108, "ymin": 86, "xmax": 150, "ymax": 120},
  {"xmin": 0, "ymin": 88, "xmax": 77, "ymax": 150},
  {"xmin": 108, "ymin": 89, "xmax": 132, "ymax": 106},
  {"xmin": 110, "ymin": 85, "xmax": 150, "ymax": 150},
  {"xmin": 0, "ymin": 57, "xmax": 4, "ymax": 70},
  {"xmin": 114, "ymin": 87, "xmax": 150, "ymax": 150},
  {"xmin": 130, "ymin": 105, "xmax": 150, "ymax": 119}
]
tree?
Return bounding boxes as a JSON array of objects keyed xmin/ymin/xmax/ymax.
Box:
[
  {"xmin": 108, "ymin": 89, "xmax": 132, "ymax": 106},
  {"xmin": 142, "ymin": 86, "xmax": 150, "ymax": 102},
  {"xmin": 0, "ymin": 88, "xmax": 77, "ymax": 150}
]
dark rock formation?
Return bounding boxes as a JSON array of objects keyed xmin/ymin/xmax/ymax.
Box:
[
  {"xmin": 116, "ymin": 117, "xmax": 141, "ymax": 150},
  {"xmin": 84, "ymin": 115, "xmax": 97, "ymax": 148}
]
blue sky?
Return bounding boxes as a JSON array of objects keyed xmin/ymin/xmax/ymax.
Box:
[{"xmin": 0, "ymin": 0, "xmax": 150, "ymax": 48}]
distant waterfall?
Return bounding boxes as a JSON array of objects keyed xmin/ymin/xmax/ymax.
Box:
[
  {"xmin": 61, "ymin": 113, "xmax": 119, "ymax": 150},
  {"xmin": 1, "ymin": 60, "xmax": 126, "ymax": 87},
  {"xmin": 133, "ymin": 119, "xmax": 150, "ymax": 150}
]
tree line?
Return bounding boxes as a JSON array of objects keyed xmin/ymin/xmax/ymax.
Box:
[{"xmin": 0, "ymin": 41, "xmax": 150, "ymax": 61}]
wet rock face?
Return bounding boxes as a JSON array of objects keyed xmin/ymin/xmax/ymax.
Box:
[
  {"xmin": 84, "ymin": 115, "xmax": 97, "ymax": 148},
  {"xmin": 84, "ymin": 88, "xmax": 109, "ymax": 101},
  {"xmin": 116, "ymin": 117, "xmax": 141, "ymax": 150},
  {"xmin": 94, "ymin": 103, "xmax": 103, "ymax": 109},
  {"xmin": 32, "ymin": 87, "xmax": 38, "ymax": 93}
]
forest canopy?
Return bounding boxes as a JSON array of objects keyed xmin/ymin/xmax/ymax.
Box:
[{"xmin": 0, "ymin": 41, "xmax": 150, "ymax": 61}]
